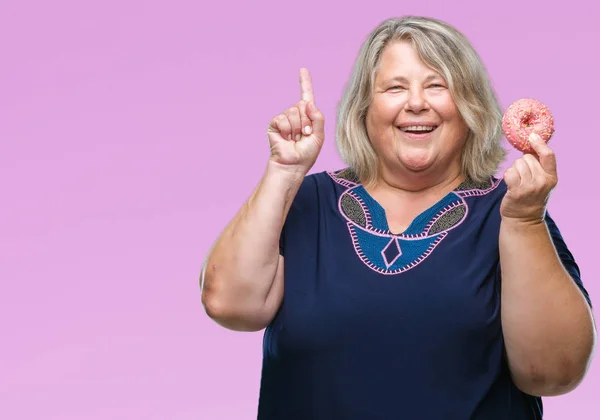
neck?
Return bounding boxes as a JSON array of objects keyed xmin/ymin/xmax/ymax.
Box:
[{"xmin": 371, "ymin": 163, "xmax": 464, "ymax": 198}]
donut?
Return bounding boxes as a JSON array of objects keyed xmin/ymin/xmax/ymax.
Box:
[{"xmin": 501, "ymin": 98, "xmax": 554, "ymax": 153}]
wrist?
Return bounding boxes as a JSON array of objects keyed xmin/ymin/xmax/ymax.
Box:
[
  {"xmin": 500, "ymin": 216, "xmax": 547, "ymax": 234},
  {"xmin": 254, "ymin": 161, "xmax": 307, "ymax": 207},
  {"xmin": 265, "ymin": 160, "xmax": 309, "ymax": 185}
]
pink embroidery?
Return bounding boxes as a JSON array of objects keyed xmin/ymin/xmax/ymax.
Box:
[
  {"xmin": 327, "ymin": 169, "xmax": 502, "ymax": 275},
  {"xmin": 349, "ymin": 223, "xmax": 448, "ymax": 275},
  {"xmin": 424, "ymin": 201, "xmax": 468, "ymax": 236}
]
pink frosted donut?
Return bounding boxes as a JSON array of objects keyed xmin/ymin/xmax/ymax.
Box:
[{"xmin": 502, "ymin": 98, "xmax": 554, "ymax": 153}]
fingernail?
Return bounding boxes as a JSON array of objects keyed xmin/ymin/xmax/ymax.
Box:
[
  {"xmin": 304, "ymin": 126, "xmax": 312, "ymax": 135},
  {"xmin": 295, "ymin": 134, "xmax": 301, "ymax": 141},
  {"xmin": 528, "ymin": 133, "xmax": 540, "ymax": 142}
]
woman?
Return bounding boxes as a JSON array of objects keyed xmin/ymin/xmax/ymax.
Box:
[{"xmin": 201, "ymin": 16, "xmax": 596, "ymax": 419}]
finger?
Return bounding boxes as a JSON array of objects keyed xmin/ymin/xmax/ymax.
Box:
[
  {"xmin": 299, "ymin": 68, "xmax": 315, "ymax": 104},
  {"xmin": 306, "ymin": 101, "xmax": 325, "ymax": 139},
  {"xmin": 268, "ymin": 114, "xmax": 293, "ymax": 140},
  {"xmin": 528, "ymin": 133, "xmax": 557, "ymax": 176},
  {"xmin": 285, "ymin": 107, "xmax": 302, "ymax": 141},
  {"xmin": 296, "ymin": 101, "xmax": 312, "ymax": 137},
  {"xmin": 514, "ymin": 158, "xmax": 533, "ymax": 183},
  {"xmin": 522, "ymin": 154, "xmax": 545, "ymax": 178},
  {"xmin": 503, "ymin": 166, "xmax": 521, "ymax": 190}
]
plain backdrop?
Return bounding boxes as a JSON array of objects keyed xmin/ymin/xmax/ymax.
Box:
[{"xmin": 1, "ymin": 0, "xmax": 598, "ymax": 418}]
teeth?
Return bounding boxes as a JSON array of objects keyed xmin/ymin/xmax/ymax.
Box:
[{"xmin": 400, "ymin": 126, "xmax": 436, "ymax": 132}]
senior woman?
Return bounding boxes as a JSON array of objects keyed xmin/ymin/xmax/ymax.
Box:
[{"xmin": 201, "ymin": 16, "xmax": 596, "ymax": 419}]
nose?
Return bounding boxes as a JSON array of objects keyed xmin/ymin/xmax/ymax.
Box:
[{"xmin": 405, "ymin": 87, "xmax": 429, "ymax": 113}]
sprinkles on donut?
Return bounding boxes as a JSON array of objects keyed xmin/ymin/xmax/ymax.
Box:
[{"xmin": 502, "ymin": 98, "xmax": 555, "ymax": 153}]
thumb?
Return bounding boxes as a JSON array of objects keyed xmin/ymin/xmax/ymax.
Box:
[{"xmin": 306, "ymin": 101, "xmax": 325, "ymax": 139}]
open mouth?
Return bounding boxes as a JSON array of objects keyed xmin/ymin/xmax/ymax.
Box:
[
  {"xmin": 398, "ymin": 125, "xmax": 438, "ymax": 133},
  {"xmin": 397, "ymin": 125, "xmax": 439, "ymax": 138}
]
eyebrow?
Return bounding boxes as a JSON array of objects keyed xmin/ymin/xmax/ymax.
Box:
[{"xmin": 386, "ymin": 74, "xmax": 444, "ymax": 83}]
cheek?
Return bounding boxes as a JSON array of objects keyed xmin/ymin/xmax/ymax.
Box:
[
  {"xmin": 366, "ymin": 107, "xmax": 397, "ymax": 151},
  {"xmin": 371, "ymin": 97, "xmax": 403, "ymax": 121},
  {"xmin": 431, "ymin": 94, "xmax": 461, "ymax": 122}
]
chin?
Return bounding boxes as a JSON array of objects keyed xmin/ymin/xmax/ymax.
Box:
[
  {"xmin": 403, "ymin": 163, "xmax": 433, "ymax": 173},
  {"xmin": 397, "ymin": 152, "xmax": 434, "ymax": 173}
]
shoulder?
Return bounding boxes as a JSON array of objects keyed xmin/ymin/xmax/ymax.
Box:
[
  {"xmin": 453, "ymin": 175, "xmax": 507, "ymax": 218},
  {"xmin": 285, "ymin": 167, "xmax": 360, "ymax": 226},
  {"xmin": 292, "ymin": 167, "xmax": 354, "ymax": 204},
  {"xmin": 455, "ymin": 175, "xmax": 506, "ymax": 198},
  {"xmin": 280, "ymin": 168, "xmax": 348, "ymax": 252},
  {"xmin": 305, "ymin": 167, "xmax": 358, "ymax": 186}
]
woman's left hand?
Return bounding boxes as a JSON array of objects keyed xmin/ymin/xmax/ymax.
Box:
[{"xmin": 500, "ymin": 133, "xmax": 558, "ymax": 224}]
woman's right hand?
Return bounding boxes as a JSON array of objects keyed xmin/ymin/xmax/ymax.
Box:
[{"xmin": 267, "ymin": 68, "xmax": 325, "ymax": 172}]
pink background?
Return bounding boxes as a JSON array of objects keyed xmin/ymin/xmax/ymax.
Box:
[{"xmin": 1, "ymin": 0, "xmax": 598, "ymax": 418}]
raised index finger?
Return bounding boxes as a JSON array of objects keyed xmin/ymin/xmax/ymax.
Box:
[{"xmin": 299, "ymin": 68, "xmax": 315, "ymax": 103}]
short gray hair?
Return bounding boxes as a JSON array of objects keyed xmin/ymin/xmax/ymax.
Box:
[{"xmin": 336, "ymin": 16, "xmax": 507, "ymax": 186}]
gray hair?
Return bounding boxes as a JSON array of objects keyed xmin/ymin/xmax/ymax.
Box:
[{"xmin": 336, "ymin": 16, "xmax": 507, "ymax": 186}]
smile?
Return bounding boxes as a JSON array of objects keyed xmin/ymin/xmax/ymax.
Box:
[
  {"xmin": 396, "ymin": 125, "xmax": 439, "ymax": 139},
  {"xmin": 399, "ymin": 125, "xmax": 438, "ymax": 133}
]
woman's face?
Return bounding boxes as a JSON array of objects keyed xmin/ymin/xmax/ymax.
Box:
[{"xmin": 366, "ymin": 40, "xmax": 469, "ymax": 182}]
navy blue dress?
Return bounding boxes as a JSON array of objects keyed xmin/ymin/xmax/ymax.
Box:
[{"xmin": 257, "ymin": 168, "xmax": 591, "ymax": 419}]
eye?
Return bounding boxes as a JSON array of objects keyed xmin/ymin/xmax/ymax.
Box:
[
  {"xmin": 428, "ymin": 84, "xmax": 446, "ymax": 89},
  {"xmin": 388, "ymin": 85, "xmax": 406, "ymax": 91}
]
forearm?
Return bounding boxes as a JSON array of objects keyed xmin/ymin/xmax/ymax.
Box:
[
  {"xmin": 201, "ymin": 161, "xmax": 305, "ymax": 319},
  {"xmin": 499, "ymin": 218, "xmax": 596, "ymax": 396}
]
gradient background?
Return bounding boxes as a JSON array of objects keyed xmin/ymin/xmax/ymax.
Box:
[{"xmin": 1, "ymin": 0, "xmax": 598, "ymax": 418}]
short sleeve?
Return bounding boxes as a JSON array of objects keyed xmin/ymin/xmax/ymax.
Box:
[
  {"xmin": 279, "ymin": 225, "xmax": 285, "ymax": 256},
  {"xmin": 544, "ymin": 211, "xmax": 592, "ymax": 308},
  {"xmin": 278, "ymin": 173, "xmax": 320, "ymax": 257}
]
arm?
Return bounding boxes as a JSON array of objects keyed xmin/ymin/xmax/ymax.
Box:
[
  {"xmin": 200, "ymin": 68, "xmax": 325, "ymax": 332},
  {"xmin": 201, "ymin": 163, "xmax": 305, "ymax": 332},
  {"xmin": 499, "ymin": 133, "xmax": 596, "ymax": 396},
  {"xmin": 499, "ymin": 217, "xmax": 596, "ymax": 396}
]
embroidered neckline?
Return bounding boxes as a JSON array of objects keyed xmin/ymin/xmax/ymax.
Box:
[
  {"xmin": 330, "ymin": 167, "xmax": 494, "ymax": 192},
  {"xmin": 326, "ymin": 168, "xmax": 501, "ymax": 274},
  {"xmin": 329, "ymin": 168, "xmax": 498, "ymax": 237}
]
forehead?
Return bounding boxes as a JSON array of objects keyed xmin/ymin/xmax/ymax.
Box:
[{"xmin": 376, "ymin": 40, "xmax": 442, "ymax": 79}]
